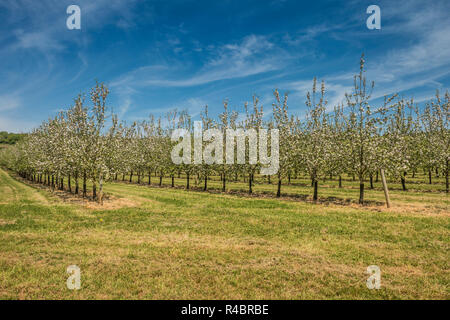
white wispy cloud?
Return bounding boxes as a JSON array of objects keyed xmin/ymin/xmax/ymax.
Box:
[
  {"xmin": 281, "ymin": 79, "xmax": 352, "ymax": 113},
  {"xmin": 171, "ymin": 97, "xmax": 207, "ymax": 118},
  {"xmin": 0, "ymin": 0, "xmax": 140, "ymax": 132},
  {"xmin": 0, "ymin": 116, "xmax": 37, "ymax": 133},
  {"xmin": 13, "ymin": 30, "xmax": 64, "ymax": 51},
  {"xmin": 112, "ymin": 34, "xmax": 288, "ymax": 89},
  {"xmin": 117, "ymin": 98, "xmax": 131, "ymax": 118},
  {"xmin": 0, "ymin": 95, "xmax": 21, "ymax": 112},
  {"xmin": 366, "ymin": 4, "xmax": 450, "ymax": 99},
  {"xmin": 69, "ymin": 52, "xmax": 89, "ymax": 83},
  {"xmin": 286, "ymin": 0, "xmax": 450, "ymax": 108}
]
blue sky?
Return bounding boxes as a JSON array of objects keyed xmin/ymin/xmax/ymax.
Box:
[{"xmin": 0, "ymin": 0, "xmax": 449, "ymax": 132}]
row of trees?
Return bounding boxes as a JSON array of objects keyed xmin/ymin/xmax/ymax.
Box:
[
  {"xmin": 1, "ymin": 57, "xmax": 448, "ymax": 204},
  {"xmin": 0, "ymin": 131, "xmax": 26, "ymax": 145}
]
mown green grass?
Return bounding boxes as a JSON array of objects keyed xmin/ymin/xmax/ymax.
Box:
[{"xmin": 0, "ymin": 168, "xmax": 448, "ymax": 299}]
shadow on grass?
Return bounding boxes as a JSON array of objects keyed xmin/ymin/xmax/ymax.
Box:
[
  {"xmin": 117, "ymin": 180, "xmax": 385, "ymax": 208},
  {"xmin": 7, "ymin": 170, "xmax": 112, "ymax": 205}
]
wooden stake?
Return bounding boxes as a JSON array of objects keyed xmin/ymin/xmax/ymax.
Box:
[{"xmin": 380, "ymin": 169, "xmax": 391, "ymax": 208}]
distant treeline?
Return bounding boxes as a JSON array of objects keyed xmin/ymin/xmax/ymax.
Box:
[{"xmin": 0, "ymin": 132, "xmax": 26, "ymax": 145}]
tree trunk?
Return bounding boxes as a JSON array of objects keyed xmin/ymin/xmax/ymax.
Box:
[
  {"xmin": 148, "ymin": 171, "xmax": 151, "ymax": 185},
  {"xmin": 375, "ymin": 170, "xmax": 379, "ymax": 182},
  {"xmin": 445, "ymin": 160, "xmax": 449, "ymax": 193},
  {"xmin": 276, "ymin": 178, "xmax": 281, "ymax": 197},
  {"xmin": 171, "ymin": 175, "xmax": 174, "ymax": 187},
  {"xmin": 122, "ymin": 174, "xmax": 125, "ymax": 181},
  {"xmin": 401, "ymin": 172, "xmax": 407, "ymax": 191},
  {"xmin": 159, "ymin": 175, "xmax": 163, "ymax": 186},
  {"xmin": 338, "ymin": 175, "xmax": 342, "ymax": 188},
  {"xmin": 75, "ymin": 173, "xmax": 79, "ymax": 195},
  {"xmin": 98, "ymin": 174, "xmax": 104, "ymax": 205},
  {"xmin": 222, "ymin": 173, "xmax": 226, "ymax": 192},
  {"xmin": 137, "ymin": 172, "xmax": 141, "ymax": 184},
  {"xmin": 186, "ymin": 172, "xmax": 190, "ymax": 189},
  {"xmin": 313, "ymin": 180, "xmax": 318, "ymax": 201},
  {"xmin": 428, "ymin": 170, "xmax": 432, "ymax": 184},
  {"xmin": 268, "ymin": 175, "xmax": 271, "ymax": 184},
  {"xmin": 248, "ymin": 173, "xmax": 252, "ymax": 194},
  {"xmin": 92, "ymin": 182, "xmax": 97, "ymax": 200},
  {"xmin": 203, "ymin": 175, "xmax": 207, "ymax": 191},
  {"xmin": 359, "ymin": 182, "xmax": 364, "ymax": 205},
  {"xmin": 370, "ymin": 174, "xmax": 374, "ymax": 189},
  {"xmin": 129, "ymin": 171, "xmax": 133, "ymax": 183},
  {"xmin": 83, "ymin": 171, "xmax": 87, "ymax": 198},
  {"xmin": 288, "ymin": 173, "xmax": 291, "ymax": 185},
  {"xmin": 68, "ymin": 175, "xmax": 71, "ymax": 193}
]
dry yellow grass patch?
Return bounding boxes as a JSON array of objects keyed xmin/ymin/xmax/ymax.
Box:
[
  {"xmin": 83, "ymin": 196, "xmax": 139, "ymax": 210},
  {"xmin": 0, "ymin": 219, "xmax": 16, "ymax": 226}
]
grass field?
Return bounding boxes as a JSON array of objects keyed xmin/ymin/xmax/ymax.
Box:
[{"xmin": 0, "ymin": 168, "xmax": 448, "ymax": 299}]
